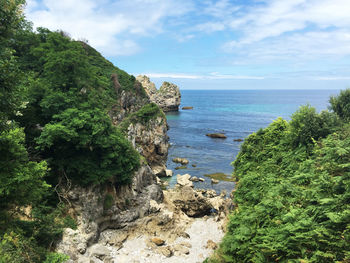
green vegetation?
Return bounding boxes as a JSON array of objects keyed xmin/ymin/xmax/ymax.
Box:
[
  {"xmin": 119, "ymin": 102, "xmax": 164, "ymax": 132},
  {"xmin": 204, "ymin": 173, "xmax": 235, "ymax": 182},
  {"xmin": 0, "ymin": 0, "xmax": 150, "ymax": 261},
  {"xmin": 210, "ymin": 91, "xmax": 350, "ymax": 263}
]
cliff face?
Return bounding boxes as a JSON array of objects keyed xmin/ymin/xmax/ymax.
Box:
[
  {"xmin": 125, "ymin": 115, "xmax": 169, "ymax": 176},
  {"xmin": 136, "ymin": 75, "xmax": 181, "ymax": 112},
  {"xmin": 56, "ymin": 165, "xmax": 163, "ymax": 260}
]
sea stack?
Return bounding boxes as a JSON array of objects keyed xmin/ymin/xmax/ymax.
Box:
[{"xmin": 136, "ymin": 75, "xmax": 181, "ymax": 112}]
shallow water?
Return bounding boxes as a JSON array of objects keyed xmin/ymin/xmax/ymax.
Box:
[{"xmin": 165, "ymin": 89, "xmax": 340, "ymax": 193}]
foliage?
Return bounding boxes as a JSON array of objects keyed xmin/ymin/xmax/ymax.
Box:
[
  {"xmin": 210, "ymin": 100, "xmax": 350, "ymax": 263},
  {"xmin": 119, "ymin": 102, "xmax": 163, "ymax": 132},
  {"xmin": 0, "ymin": 128, "xmax": 48, "ymax": 212},
  {"xmin": 103, "ymin": 193, "xmax": 114, "ymax": 210},
  {"xmin": 36, "ymin": 108, "xmax": 140, "ymax": 185},
  {"xmin": 329, "ymin": 89, "xmax": 350, "ymax": 121}
]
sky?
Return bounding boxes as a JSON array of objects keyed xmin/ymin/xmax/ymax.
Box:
[{"xmin": 25, "ymin": 0, "xmax": 350, "ymax": 90}]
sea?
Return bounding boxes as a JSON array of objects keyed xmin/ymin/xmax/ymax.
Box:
[{"xmin": 164, "ymin": 89, "xmax": 341, "ymax": 193}]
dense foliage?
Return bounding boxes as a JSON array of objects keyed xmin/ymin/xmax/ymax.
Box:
[
  {"xmin": 0, "ymin": 0, "xmax": 150, "ymax": 261},
  {"xmin": 210, "ymin": 92, "xmax": 350, "ymax": 263}
]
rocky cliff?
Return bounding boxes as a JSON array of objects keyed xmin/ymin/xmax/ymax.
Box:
[{"xmin": 136, "ymin": 75, "xmax": 181, "ymax": 112}]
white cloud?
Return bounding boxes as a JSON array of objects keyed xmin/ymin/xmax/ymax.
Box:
[
  {"xmin": 25, "ymin": 0, "xmax": 193, "ymax": 56},
  {"xmin": 138, "ymin": 72, "xmax": 265, "ymax": 80}
]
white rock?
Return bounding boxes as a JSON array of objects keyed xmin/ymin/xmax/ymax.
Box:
[
  {"xmin": 176, "ymin": 174, "xmax": 193, "ymax": 187},
  {"xmin": 165, "ymin": 169, "xmax": 173, "ymax": 177}
]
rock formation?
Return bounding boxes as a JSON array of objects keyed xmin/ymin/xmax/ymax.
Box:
[{"xmin": 136, "ymin": 75, "xmax": 181, "ymax": 112}]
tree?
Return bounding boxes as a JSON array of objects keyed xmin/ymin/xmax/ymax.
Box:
[{"xmin": 329, "ymin": 89, "xmax": 350, "ymax": 121}]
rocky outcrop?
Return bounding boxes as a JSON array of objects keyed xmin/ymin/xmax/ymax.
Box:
[
  {"xmin": 56, "ymin": 165, "xmax": 163, "ymax": 261},
  {"xmin": 125, "ymin": 115, "xmax": 169, "ymax": 176},
  {"xmin": 136, "ymin": 75, "xmax": 181, "ymax": 112}
]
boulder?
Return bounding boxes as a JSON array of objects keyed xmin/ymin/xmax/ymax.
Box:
[
  {"xmin": 89, "ymin": 244, "xmax": 110, "ymax": 258},
  {"xmin": 172, "ymin": 157, "xmax": 189, "ymax": 165},
  {"xmin": 206, "ymin": 133, "xmax": 227, "ymax": 139},
  {"xmin": 173, "ymin": 244, "xmax": 190, "ymax": 255},
  {"xmin": 151, "ymin": 237, "xmax": 165, "ymax": 246},
  {"xmin": 190, "ymin": 176, "xmax": 199, "ymax": 182},
  {"xmin": 211, "ymin": 179, "xmax": 219, "ymax": 184},
  {"xmin": 199, "ymin": 178, "xmax": 205, "ymax": 182},
  {"xmin": 156, "ymin": 246, "xmax": 173, "ymax": 257},
  {"xmin": 233, "ymin": 138, "xmax": 243, "ymax": 142},
  {"xmin": 171, "ymin": 186, "xmax": 212, "ymax": 217},
  {"xmin": 176, "ymin": 174, "xmax": 193, "ymax": 188},
  {"xmin": 165, "ymin": 169, "xmax": 173, "ymax": 177}
]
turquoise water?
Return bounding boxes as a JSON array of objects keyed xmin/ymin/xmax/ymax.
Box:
[{"xmin": 164, "ymin": 89, "xmax": 341, "ymax": 193}]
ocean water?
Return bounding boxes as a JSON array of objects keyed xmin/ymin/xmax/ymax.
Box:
[{"xmin": 164, "ymin": 89, "xmax": 341, "ymax": 193}]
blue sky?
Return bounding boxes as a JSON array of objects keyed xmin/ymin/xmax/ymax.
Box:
[{"xmin": 25, "ymin": 0, "xmax": 350, "ymax": 90}]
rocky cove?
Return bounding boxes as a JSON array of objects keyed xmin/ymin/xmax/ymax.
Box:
[{"xmin": 57, "ymin": 76, "xmax": 234, "ymax": 263}]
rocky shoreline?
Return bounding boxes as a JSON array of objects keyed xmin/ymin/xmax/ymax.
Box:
[{"xmin": 58, "ymin": 172, "xmax": 232, "ymax": 263}]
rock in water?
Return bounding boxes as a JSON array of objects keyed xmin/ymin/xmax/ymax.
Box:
[
  {"xmin": 172, "ymin": 157, "xmax": 189, "ymax": 165},
  {"xmin": 182, "ymin": 106, "xmax": 193, "ymax": 110},
  {"xmin": 206, "ymin": 133, "xmax": 227, "ymax": 139},
  {"xmin": 177, "ymin": 174, "xmax": 194, "ymax": 187},
  {"xmin": 165, "ymin": 169, "xmax": 173, "ymax": 177},
  {"xmin": 211, "ymin": 179, "xmax": 219, "ymax": 184},
  {"xmin": 136, "ymin": 75, "xmax": 181, "ymax": 112}
]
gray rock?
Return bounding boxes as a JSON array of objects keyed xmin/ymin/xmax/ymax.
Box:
[{"xmin": 89, "ymin": 244, "xmax": 110, "ymax": 258}]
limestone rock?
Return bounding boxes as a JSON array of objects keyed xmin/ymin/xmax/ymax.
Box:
[
  {"xmin": 176, "ymin": 174, "xmax": 193, "ymax": 188},
  {"xmin": 156, "ymin": 246, "xmax": 173, "ymax": 257},
  {"xmin": 211, "ymin": 179, "xmax": 219, "ymax": 184},
  {"xmin": 165, "ymin": 169, "xmax": 173, "ymax": 177},
  {"xmin": 173, "ymin": 244, "xmax": 190, "ymax": 255},
  {"xmin": 206, "ymin": 133, "xmax": 227, "ymax": 139},
  {"xmin": 89, "ymin": 244, "xmax": 110, "ymax": 258},
  {"xmin": 136, "ymin": 75, "xmax": 181, "ymax": 112},
  {"xmin": 199, "ymin": 178, "xmax": 205, "ymax": 182},
  {"xmin": 170, "ymin": 186, "xmax": 212, "ymax": 217},
  {"xmin": 172, "ymin": 157, "xmax": 189, "ymax": 165},
  {"xmin": 190, "ymin": 176, "xmax": 199, "ymax": 182}
]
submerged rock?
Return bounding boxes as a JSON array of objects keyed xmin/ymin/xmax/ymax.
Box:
[
  {"xmin": 175, "ymin": 165, "xmax": 187, "ymax": 170},
  {"xmin": 182, "ymin": 106, "xmax": 193, "ymax": 110},
  {"xmin": 233, "ymin": 138, "xmax": 243, "ymax": 142},
  {"xmin": 206, "ymin": 133, "xmax": 227, "ymax": 139}
]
